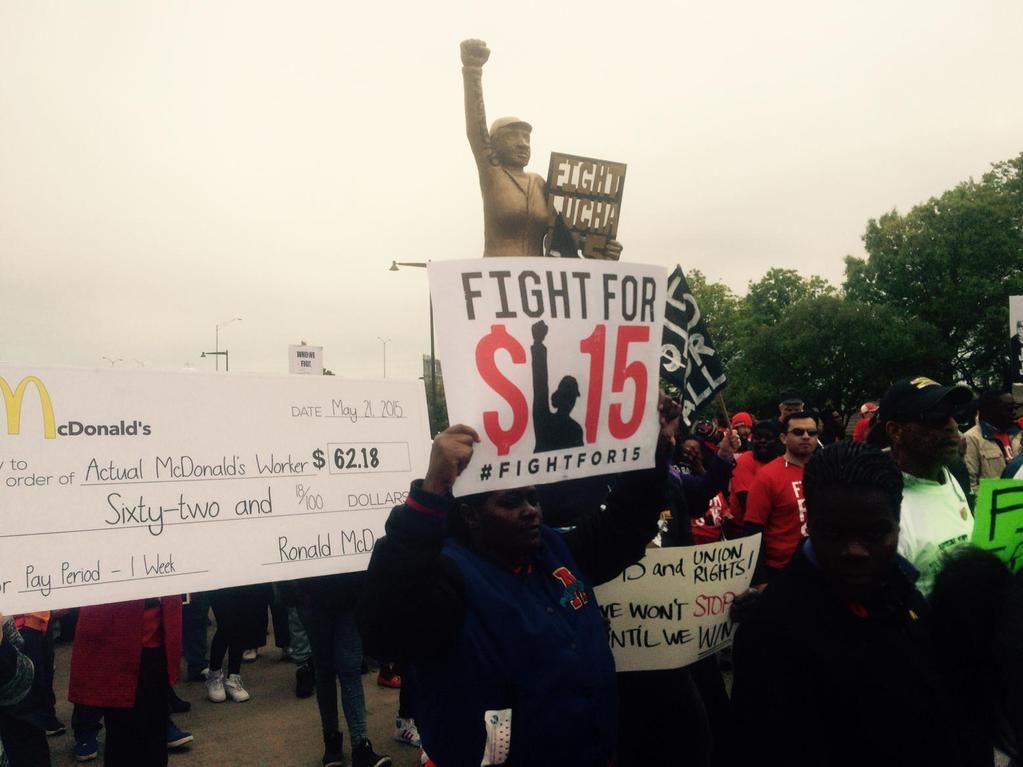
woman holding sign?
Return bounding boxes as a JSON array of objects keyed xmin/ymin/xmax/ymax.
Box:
[{"xmin": 360, "ymin": 394, "xmax": 678, "ymax": 767}]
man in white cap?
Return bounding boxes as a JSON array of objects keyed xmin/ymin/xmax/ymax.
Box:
[{"xmin": 460, "ymin": 39, "xmax": 621, "ymax": 260}]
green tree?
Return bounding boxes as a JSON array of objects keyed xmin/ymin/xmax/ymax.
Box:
[
  {"xmin": 683, "ymin": 269, "xmax": 743, "ymax": 366},
  {"xmin": 730, "ymin": 296, "xmax": 951, "ymax": 418},
  {"xmin": 743, "ymin": 268, "xmax": 836, "ymax": 329},
  {"xmin": 681, "ymin": 267, "xmax": 837, "ymax": 420},
  {"xmin": 845, "ymin": 152, "xmax": 1023, "ymax": 388}
]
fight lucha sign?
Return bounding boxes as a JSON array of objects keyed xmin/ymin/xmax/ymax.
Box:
[{"xmin": 546, "ymin": 153, "xmax": 627, "ymax": 260}]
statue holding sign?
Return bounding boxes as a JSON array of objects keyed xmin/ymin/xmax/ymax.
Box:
[{"xmin": 460, "ymin": 39, "xmax": 622, "ymax": 260}]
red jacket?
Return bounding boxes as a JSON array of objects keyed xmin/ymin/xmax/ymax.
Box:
[{"xmin": 68, "ymin": 597, "xmax": 182, "ymax": 708}]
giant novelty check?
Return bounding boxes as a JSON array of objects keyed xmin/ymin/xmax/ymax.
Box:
[{"xmin": 0, "ymin": 366, "xmax": 431, "ymax": 612}]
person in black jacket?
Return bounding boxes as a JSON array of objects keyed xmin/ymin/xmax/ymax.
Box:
[
  {"xmin": 731, "ymin": 442, "xmax": 987, "ymax": 767},
  {"xmin": 286, "ymin": 574, "xmax": 390, "ymax": 767},
  {"xmin": 360, "ymin": 395, "xmax": 679, "ymax": 767},
  {"xmin": 930, "ymin": 546, "xmax": 1023, "ymax": 764}
]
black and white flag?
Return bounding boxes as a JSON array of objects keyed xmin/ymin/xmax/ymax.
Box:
[{"xmin": 660, "ymin": 266, "xmax": 727, "ymax": 425}]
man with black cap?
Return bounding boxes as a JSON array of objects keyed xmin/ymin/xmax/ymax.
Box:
[
  {"xmin": 876, "ymin": 376, "xmax": 975, "ymax": 595},
  {"xmin": 777, "ymin": 390, "xmax": 804, "ymax": 425}
]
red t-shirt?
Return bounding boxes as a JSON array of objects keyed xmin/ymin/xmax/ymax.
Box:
[
  {"xmin": 852, "ymin": 417, "xmax": 872, "ymax": 443},
  {"xmin": 729, "ymin": 452, "xmax": 766, "ymax": 527},
  {"xmin": 992, "ymin": 431, "xmax": 1015, "ymax": 461},
  {"xmin": 744, "ymin": 456, "xmax": 807, "ymax": 571},
  {"xmin": 691, "ymin": 491, "xmax": 729, "ymax": 544}
]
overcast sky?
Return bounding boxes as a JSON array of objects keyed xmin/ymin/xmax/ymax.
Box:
[{"xmin": 2, "ymin": 0, "xmax": 1021, "ymax": 381}]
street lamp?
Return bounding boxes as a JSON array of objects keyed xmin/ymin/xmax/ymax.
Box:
[
  {"xmin": 201, "ymin": 350, "xmax": 230, "ymax": 371},
  {"xmin": 388, "ymin": 262, "xmax": 437, "ymax": 427},
  {"xmin": 377, "ymin": 337, "xmax": 391, "ymax": 378},
  {"xmin": 214, "ymin": 317, "xmax": 243, "ymax": 372}
]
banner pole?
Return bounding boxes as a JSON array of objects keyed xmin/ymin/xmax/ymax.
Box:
[{"xmin": 717, "ymin": 392, "xmax": 733, "ymax": 427}]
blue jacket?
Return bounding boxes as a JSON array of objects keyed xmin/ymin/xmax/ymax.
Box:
[
  {"xmin": 413, "ymin": 529, "xmax": 617, "ymax": 766},
  {"xmin": 361, "ymin": 463, "xmax": 666, "ymax": 767}
]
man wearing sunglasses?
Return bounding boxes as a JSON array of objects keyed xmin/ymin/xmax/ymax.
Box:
[
  {"xmin": 876, "ymin": 376, "xmax": 974, "ymax": 596},
  {"xmin": 743, "ymin": 411, "xmax": 820, "ymax": 584}
]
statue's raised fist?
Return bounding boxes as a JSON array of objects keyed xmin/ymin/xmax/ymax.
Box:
[{"xmin": 460, "ymin": 39, "xmax": 491, "ymax": 67}]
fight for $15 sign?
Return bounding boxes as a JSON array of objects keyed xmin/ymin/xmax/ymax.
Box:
[
  {"xmin": 429, "ymin": 258, "xmax": 666, "ymax": 496},
  {"xmin": 0, "ymin": 366, "xmax": 430, "ymax": 613}
]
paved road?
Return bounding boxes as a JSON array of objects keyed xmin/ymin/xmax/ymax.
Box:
[
  {"xmin": 49, "ymin": 639, "xmax": 422, "ymax": 767},
  {"xmin": 46, "ymin": 635, "xmax": 1012, "ymax": 767}
]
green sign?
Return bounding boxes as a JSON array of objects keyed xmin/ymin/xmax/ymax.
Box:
[{"xmin": 972, "ymin": 479, "xmax": 1023, "ymax": 572}]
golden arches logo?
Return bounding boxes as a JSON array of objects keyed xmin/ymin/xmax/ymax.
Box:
[{"xmin": 0, "ymin": 376, "xmax": 56, "ymax": 439}]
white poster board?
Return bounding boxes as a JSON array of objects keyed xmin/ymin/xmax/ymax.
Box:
[
  {"xmin": 0, "ymin": 366, "xmax": 430, "ymax": 612},
  {"xmin": 1010, "ymin": 296, "xmax": 1023, "ymax": 386},
  {"xmin": 594, "ymin": 536, "xmax": 759, "ymax": 672},
  {"xmin": 429, "ymin": 258, "xmax": 666, "ymax": 496},
  {"xmin": 289, "ymin": 345, "xmax": 324, "ymax": 375}
]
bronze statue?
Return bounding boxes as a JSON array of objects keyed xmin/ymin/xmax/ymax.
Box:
[{"xmin": 461, "ymin": 39, "xmax": 622, "ymax": 260}]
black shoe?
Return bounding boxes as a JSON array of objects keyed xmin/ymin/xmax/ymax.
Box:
[
  {"xmin": 168, "ymin": 689, "xmax": 192, "ymax": 713},
  {"xmin": 44, "ymin": 715, "xmax": 66, "ymax": 736},
  {"xmin": 295, "ymin": 661, "xmax": 315, "ymax": 699},
  {"xmin": 322, "ymin": 732, "xmax": 344, "ymax": 767},
  {"xmin": 352, "ymin": 739, "xmax": 392, "ymax": 767}
]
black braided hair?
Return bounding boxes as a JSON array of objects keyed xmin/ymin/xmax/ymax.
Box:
[{"xmin": 802, "ymin": 442, "xmax": 904, "ymax": 519}]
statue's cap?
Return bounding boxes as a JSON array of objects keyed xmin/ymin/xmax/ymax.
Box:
[{"xmin": 490, "ymin": 116, "xmax": 532, "ymax": 135}]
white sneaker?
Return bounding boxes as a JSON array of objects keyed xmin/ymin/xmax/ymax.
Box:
[
  {"xmin": 224, "ymin": 673, "xmax": 251, "ymax": 702},
  {"xmin": 242, "ymin": 648, "xmax": 258, "ymax": 662},
  {"xmin": 394, "ymin": 717, "xmax": 421, "ymax": 747},
  {"xmin": 205, "ymin": 669, "xmax": 226, "ymax": 703}
]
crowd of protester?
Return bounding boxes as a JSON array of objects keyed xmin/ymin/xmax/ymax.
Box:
[
  {"xmin": 2, "ymin": 583, "xmax": 400, "ymax": 766},
  {"xmin": 359, "ymin": 376, "xmax": 1023, "ymax": 767},
  {"xmin": 2, "ymin": 376, "xmax": 1022, "ymax": 766}
]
